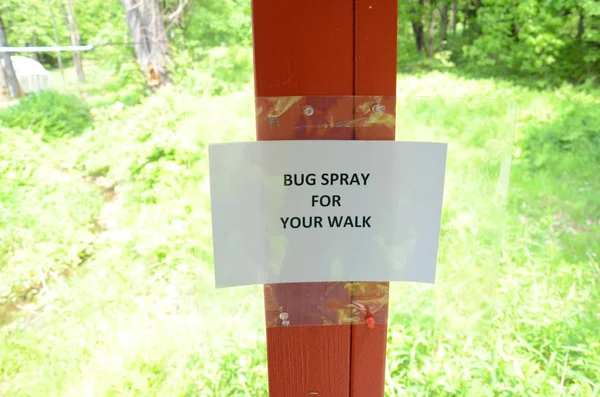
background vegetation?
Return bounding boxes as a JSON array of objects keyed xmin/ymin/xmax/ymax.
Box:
[{"xmin": 0, "ymin": 0, "xmax": 599, "ymax": 396}]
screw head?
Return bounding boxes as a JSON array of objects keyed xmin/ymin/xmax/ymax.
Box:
[
  {"xmin": 279, "ymin": 312, "xmax": 289, "ymax": 321},
  {"xmin": 303, "ymin": 105, "xmax": 314, "ymax": 117},
  {"xmin": 372, "ymin": 104, "xmax": 386, "ymax": 114},
  {"xmin": 282, "ymin": 320, "xmax": 290, "ymax": 327}
]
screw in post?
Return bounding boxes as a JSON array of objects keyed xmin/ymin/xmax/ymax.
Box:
[
  {"xmin": 267, "ymin": 118, "xmax": 280, "ymax": 129},
  {"xmin": 303, "ymin": 105, "xmax": 314, "ymax": 116},
  {"xmin": 371, "ymin": 104, "xmax": 386, "ymax": 114}
]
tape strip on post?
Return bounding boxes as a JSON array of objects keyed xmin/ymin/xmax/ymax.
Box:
[{"xmin": 209, "ymin": 140, "xmax": 447, "ymax": 288}]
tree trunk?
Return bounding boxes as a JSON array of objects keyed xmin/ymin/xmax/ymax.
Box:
[
  {"xmin": 121, "ymin": 0, "xmax": 171, "ymax": 88},
  {"xmin": 0, "ymin": 62, "xmax": 9, "ymax": 100},
  {"xmin": 512, "ymin": 24, "xmax": 520, "ymax": 41},
  {"xmin": 64, "ymin": 0, "xmax": 85, "ymax": 83},
  {"xmin": 439, "ymin": 1, "xmax": 449, "ymax": 50},
  {"xmin": 427, "ymin": 8, "xmax": 436, "ymax": 57},
  {"xmin": 465, "ymin": 0, "xmax": 482, "ymax": 36},
  {"xmin": 0, "ymin": 16, "xmax": 22, "ymax": 99},
  {"xmin": 31, "ymin": 35, "xmax": 38, "ymax": 61},
  {"xmin": 411, "ymin": 21, "xmax": 425, "ymax": 53},
  {"xmin": 452, "ymin": 0, "xmax": 458, "ymax": 36},
  {"xmin": 463, "ymin": 3, "xmax": 468, "ymax": 31},
  {"xmin": 410, "ymin": 0, "xmax": 426, "ymax": 53},
  {"xmin": 50, "ymin": 4, "xmax": 65, "ymax": 81},
  {"xmin": 577, "ymin": 10, "xmax": 585, "ymax": 41}
]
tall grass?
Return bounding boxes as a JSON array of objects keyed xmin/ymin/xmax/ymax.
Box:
[{"xmin": 0, "ymin": 73, "xmax": 599, "ymax": 396}]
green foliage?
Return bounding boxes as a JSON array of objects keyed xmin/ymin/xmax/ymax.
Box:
[
  {"xmin": 0, "ymin": 127, "xmax": 101, "ymax": 305},
  {"xmin": 520, "ymin": 102, "xmax": 600, "ymax": 171},
  {"xmin": 3, "ymin": 0, "xmax": 254, "ymax": 97},
  {"xmin": 3, "ymin": 0, "xmax": 598, "ymax": 91},
  {"xmin": 397, "ymin": 0, "xmax": 600, "ymax": 84},
  {"xmin": 170, "ymin": 46, "xmax": 253, "ymax": 96},
  {"xmin": 179, "ymin": 0, "xmax": 252, "ymax": 48},
  {"xmin": 2, "ymin": 0, "xmax": 127, "ymax": 68},
  {"xmin": 468, "ymin": 1, "xmax": 562, "ymax": 69},
  {"xmin": 73, "ymin": 0, "xmax": 126, "ymax": 47},
  {"xmin": 1, "ymin": 0, "xmax": 65, "ymax": 67},
  {"xmin": 0, "ymin": 91, "xmax": 92, "ymax": 138},
  {"xmin": 89, "ymin": 61, "xmax": 149, "ymax": 107}
]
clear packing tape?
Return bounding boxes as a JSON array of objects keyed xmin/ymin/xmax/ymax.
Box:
[
  {"xmin": 264, "ymin": 282, "xmax": 390, "ymax": 328},
  {"xmin": 255, "ymin": 95, "xmax": 396, "ymax": 140},
  {"xmin": 217, "ymin": 95, "xmax": 516, "ymax": 332}
]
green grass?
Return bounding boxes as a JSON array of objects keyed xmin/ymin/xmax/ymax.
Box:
[
  {"xmin": 1, "ymin": 72, "xmax": 599, "ymax": 396},
  {"xmin": 49, "ymin": 60, "xmax": 148, "ymax": 108}
]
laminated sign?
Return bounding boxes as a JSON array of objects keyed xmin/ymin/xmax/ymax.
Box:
[{"xmin": 209, "ymin": 141, "xmax": 447, "ymax": 288}]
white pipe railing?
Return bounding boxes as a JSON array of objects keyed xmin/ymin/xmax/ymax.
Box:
[{"xmin": 0, "ymin": 45, "xmax": 93, "ymax": 53}]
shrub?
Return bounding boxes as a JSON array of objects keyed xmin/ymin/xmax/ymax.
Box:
[
  {"xmin": 0, "ymin": 91, "xmax": 93, "ymax": 138},
  {"xmin": 0, "ymin": 127, "xmax": 102, "ymax": 303},
  {"xmin": 519, "ymin": 103, "xmax": 600, "ymax": 171},
  {"xmin": 169, "ymin": 46, "xmax": 253, "ymax": 96}
]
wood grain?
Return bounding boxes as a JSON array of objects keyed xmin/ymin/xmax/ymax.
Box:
[
  {"xmin": 252, "ymin": 1, "xmax": 354, "ymax": 395},
  {"xmin": 350, "ymin": 1, "xmax": 397, "ymax": 396}
]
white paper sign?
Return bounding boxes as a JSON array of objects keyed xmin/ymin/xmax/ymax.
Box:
[{"xmin": 209, "ymin": 141, "xmax": 447, "ymax": 288}]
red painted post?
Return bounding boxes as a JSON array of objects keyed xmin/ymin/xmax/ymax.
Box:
[
  {"xmin": 351, "ymin": 2, "xmax": 397, "ymax": 396},
  {"xmin": 251, "ymin": 0, "xmax": 397, "ymax": 395}
]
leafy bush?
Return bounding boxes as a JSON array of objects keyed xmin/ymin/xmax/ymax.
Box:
[
  {"xmin": 519, "ymin": 103, "xmax": 600, "ymax": 171},
  {"xmin": 0, "ymin": 127, "xmax": 102, "ymax": 303},
  {"xmin": 88, "ymin": 61, "xmax": 149, "ymax": 108},
  {"xmin": 180, "ymin": 0, "xmax": 252, "ymax": 48},
  {"xmin": 169, "ymin": 46, "xmax": 253, "ymax": 96},
  {"xmin": 0, "ymin": 91, "xmax": 93, "ymax": 139}
]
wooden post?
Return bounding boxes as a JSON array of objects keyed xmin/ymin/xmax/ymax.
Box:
[
  {"xmin": 351, "ymin": 2, "xmax": 397, "ymax": 396},
  {"xmin": 251, "ymin": 1, "xmax": 397, "ymax": 395}
]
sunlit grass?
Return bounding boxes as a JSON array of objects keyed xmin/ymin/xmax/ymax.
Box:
[{"xmin": 1, "ymin": 72, "xmax": 599, "ymax": 396}]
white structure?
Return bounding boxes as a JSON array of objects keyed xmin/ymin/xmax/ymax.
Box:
[
  {"xmin": 11, "ymin": 56, "xmax": 52, "ymax": 94},
  {"xmin": 0, "ymin": 55, "xmax": 52, "ymax": 94}
]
